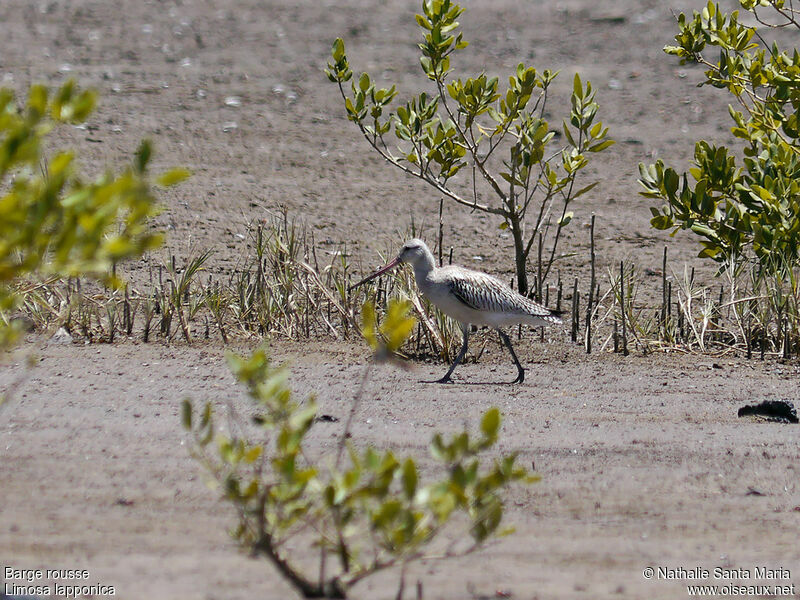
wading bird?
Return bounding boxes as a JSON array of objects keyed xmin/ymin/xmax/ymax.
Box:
[{"xmin": 351, "ymin": 239, "xmax": 562, "ymax": 383}]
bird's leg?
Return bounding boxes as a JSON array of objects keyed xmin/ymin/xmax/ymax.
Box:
[
  {"xmin": 497, "ymin": 329, "xmax": 525, "ymax": 384},
  {"xmin": 434, "ymin": 324, "xmax": 469, "ymax": 384}
]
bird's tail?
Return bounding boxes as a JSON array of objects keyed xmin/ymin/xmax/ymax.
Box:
[
  {"xmin": 525, "ymin": 309, "xmax": 562, "ymax": 327},
  {"xmin": 544, "ymin": 310, "xmax": 564, "ymax": 325}
]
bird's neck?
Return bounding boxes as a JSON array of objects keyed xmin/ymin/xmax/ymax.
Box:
[{"xmin": 411, "ymin": 249, "xmax": 436, "ymax": 286}]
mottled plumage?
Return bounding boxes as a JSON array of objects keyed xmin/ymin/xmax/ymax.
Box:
[
  {"xmin": 351, "ymin": 238, "xmax": 561, "ymax": 383},
  {"xmin": 446, "ymin": 269, "xmax": 561, "ymax": 325}
]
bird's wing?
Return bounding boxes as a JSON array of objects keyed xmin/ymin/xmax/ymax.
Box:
[
  {"xmin": 448, "ymin": 271, "xmax": 518, "ymax": 313},
  {"xmin": 447, "ymin": 269, "xmax": 557, "ymax": 318},
  {"xmin": 448, "ymin": 277, "xmax": 482, "ymax": 311}
]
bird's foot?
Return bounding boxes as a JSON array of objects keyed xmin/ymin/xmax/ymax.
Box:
[
  {"xmin": 422, "ymin": 374, "xmax": 454, "ymax": 384},
  {"xmin": 509, "ymin": 369, "xmax": 525, "ymax": 384}
]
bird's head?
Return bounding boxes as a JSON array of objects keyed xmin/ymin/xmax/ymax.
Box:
[
  {"xmin": 396, "ymin": 238, "xmax": 430, "ymax": 267},
  {"xmin": 348, "ymin": 238, "xmax": 433, "ymax": 291}
]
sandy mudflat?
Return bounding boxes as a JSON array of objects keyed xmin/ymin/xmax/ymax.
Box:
[{"xmin": 1, "ymin": 1, "xmax": 799, "ymax": 598}]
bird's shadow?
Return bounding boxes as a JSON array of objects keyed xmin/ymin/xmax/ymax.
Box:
[{"xmin": 418, "ymin": 378, "xmax": 520, "ymax": 386}]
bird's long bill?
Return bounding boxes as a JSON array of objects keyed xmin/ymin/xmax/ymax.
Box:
[{"xmin": 348, "ymin": 257, "xmax": 401, "ymax": 291}]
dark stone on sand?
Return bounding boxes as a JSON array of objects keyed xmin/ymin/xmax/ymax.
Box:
[
  {"xmin": 737, "ymin": 400, "xmax": 798, "ymax": 424},
  {"xmin": 315, "ymin": 414, "xmax": 339, "ymax": 423}
]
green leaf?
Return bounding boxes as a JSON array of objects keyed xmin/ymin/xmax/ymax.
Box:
[
  {"xmin": 360, "ymin": 301, "xmax": 378, "ymax": 350},
  {"xmin": 401, "ymin": 459, "xmax": 417, "ymax": 499},
  {"xmin": 650, "ymin": 214, "xmax": 672, "ymax": 230},
  {"xmin": 69, "ymin": 90, "xmax": 96, "ymax": 122},
  {"xmin": 420, "ymin": 56, "xmax": 433, "ymax": 75},
  {"xmin": 376, "ymin": 298, "xmax": 417, "ymax": 354},
  {"xmin": 156, "ymin": 167, "xmax": 191, "ymax": 187},
  {"xmin": 480, "ymin": 407, "xmax": 500, "ymax": 439},
  {"xmin": 244, "ymin": 446, "xmax": 263, "ymax": 463},
  {"xmin": 573, "ymin": 72, "xmax": 583, "ymax": 99},
  {"xmin": 359, "ymin": 72, "xmax": 371, "ymax": 92},
  {"xmin": 332, "ymin": 38, "xmax": 345, "ymax": 62},
  {"xmin": 200, "ymin": 402, "xmax": 212, "ymax": 428},
  {"xmin": 572, "ymin": 181, "xmax": 599, "ymax": 200},
  {"xmin": 289, "ymin": 404, "xmax": 318, "ymax": 431},
  {"xmin": 135, "ymin": 139, "xmax": 152, "ymax": 173},
  {"xmin": 181, "ymin": 400, "xmax": 192, "ymax": 429},
  {"xmin": 28, "ymin": 84, "xmax": 48, "ymax": 117},
  {"xmin": 0, "ymin": 79, "xmax": 179, "ymax": 350},
  {"xmin": 588, "ymin": 139, "xmax": 614, "ymax": 152},
  {"xmin": 562, "ymin": 120, "xmax": 576, "ymax": 147},
  {"xmin": 373, "ymin": 499, "xmax": 402, "ymax": 527}
]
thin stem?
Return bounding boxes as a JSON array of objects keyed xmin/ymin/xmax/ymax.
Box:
[
  {"xmin": 335, "ymin": 362, "xmax": 372, "ymax": 468},
  {"xmin": 335, "ymin": 81, "xmax": 502, "ymax": 215}
]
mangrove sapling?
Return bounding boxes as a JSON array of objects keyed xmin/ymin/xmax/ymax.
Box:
[
  {"xmin": 326, "ymin": 0, "xmax": 613, "ymax": 296},
  {"xmin": 640, "ymin": 0, "xmax": 800, "ymax": 345},
  {"xmin": 183, "ymin": 299, "xmax": 537, "ymax": 599}
]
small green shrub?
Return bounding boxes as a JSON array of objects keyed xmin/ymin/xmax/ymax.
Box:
[
  {"xmin": 183, "ymin": 299, "xmax": 537, "ymax": 598},
  {"xmin": 639, "ymin": 0, "xmax": 800, "ymax": 352},
  {"xmin": 327, "ymin": 0, "xmax": 612, "ymax": 296},
  {"xmin": 640, "ymin": 1, "xmax": 800, "ymax": 275}
]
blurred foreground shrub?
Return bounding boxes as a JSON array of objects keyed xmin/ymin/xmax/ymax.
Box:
[
  {"xmin": 183, "ymin": 299, "xmax": 537, "ymax": 598},
  {"xmin": 0, "ymin": 80, "xmax": 187, "ymax": 350}
]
